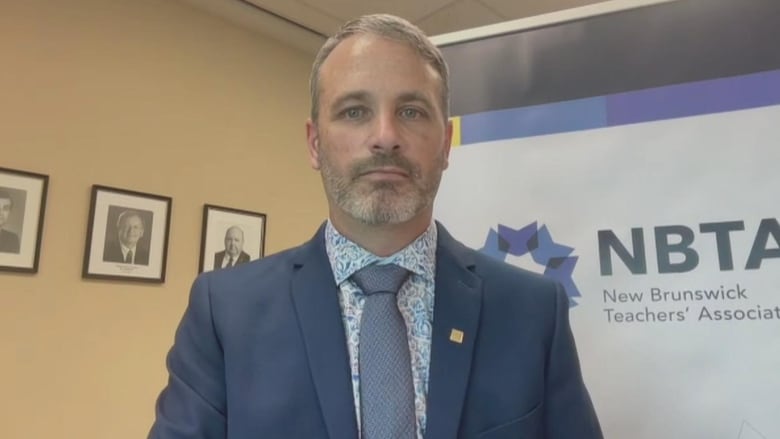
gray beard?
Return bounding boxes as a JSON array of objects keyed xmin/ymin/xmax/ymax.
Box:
[{"xmin": 320, "ymin": 156, "xmax": 441, "ymax": 226}]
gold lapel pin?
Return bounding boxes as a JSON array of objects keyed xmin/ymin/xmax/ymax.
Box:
[{"xmin": 449, "ymin": 329, "xmax": 464, "ymax": 344}]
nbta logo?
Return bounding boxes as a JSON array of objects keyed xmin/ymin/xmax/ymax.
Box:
[{"xmin": 480, "ymin": 222, "xmax": 581, "ymax": 307}]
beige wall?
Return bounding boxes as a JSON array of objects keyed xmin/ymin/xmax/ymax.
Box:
[{"xmin": 0, "ymin": 0, "xmax": 326, "ymax": 437}]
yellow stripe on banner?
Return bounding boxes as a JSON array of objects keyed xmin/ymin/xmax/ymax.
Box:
[{"xmin": 449, "ymin": 116, "xmax": 461, "ymax": 147}]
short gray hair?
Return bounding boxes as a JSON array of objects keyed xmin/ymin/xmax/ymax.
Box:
[
  {"xmin": 309, "ymin": 14, "xmax": 450, "ymax": 121},
  {"xmin": 116, "ymin": 210, "xmax": 143, "ymax": 229}
]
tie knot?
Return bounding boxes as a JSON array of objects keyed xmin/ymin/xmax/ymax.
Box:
[{"xmin": 351, "ymin": 264, "xmax": 410, "ymax": 296}]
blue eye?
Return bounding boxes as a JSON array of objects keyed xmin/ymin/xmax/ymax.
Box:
[
  {"xmin": 400, "ymin": 107, "xmax": 423, "ymax": 119},
  {"xmin": 343, "ymin": 107, "xmax": 365, "ymax": 119}
]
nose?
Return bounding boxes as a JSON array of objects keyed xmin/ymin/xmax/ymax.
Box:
[{"xmin": 372, "ymin": 109, "xmax": 401, "ymax": 152}]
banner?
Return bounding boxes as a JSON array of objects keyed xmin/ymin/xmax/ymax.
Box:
[{"xmin": 435, "ymin": 67, "xmax": 780, "ymax": 438}]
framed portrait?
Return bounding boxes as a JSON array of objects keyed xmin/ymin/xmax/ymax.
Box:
[
  {"xmin": 82, "ymin": 185, "xmax": 172, "ymax": 283},
  {"xmin": 199, "ymin": 204, "xmax": 266, "ymax": 273},
  {"xmin": 0, "ymin": 167, "xmax": 49, "ymax": 273}
]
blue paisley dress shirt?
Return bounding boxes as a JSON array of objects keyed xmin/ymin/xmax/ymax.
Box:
[{"xmin": 325, "ymin": 220, "xmax": 437, "ymax": 439}]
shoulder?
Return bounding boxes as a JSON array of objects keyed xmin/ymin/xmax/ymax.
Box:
[
  {"xmin": 195, "ymin": 243, "xmax": 308, "ymax": 298},
  {"xmin": 473, "ymin": 249, "xmax": 556, "ymax": 291},
  {"xmin": 0, "ymin": 229, "xmax": 18, "ymax": 240},
  {"xmin": 200, "ymin": 223, "xmax": 326, "ymax": 293},
  {"xmin": 103, "ymin": 240, "xmax": 121, "ymax": 252},
  {"xmin": 185, "ymin": 243, "xmax": 310, "ymax": 330},
  {"xmin": 438, "ymin": 223, "xmax": 558, "ymax": 291},
  {"xmin": 471, "ymin": 246, "xmax": 561, "ymax": 311},
  {"xmin": 438, "ymin": 223, "xmax": 562, "ymax": 308},
  {"xmin": 0, "ymin": 229, "xmax": 20, "ymax": 249}
]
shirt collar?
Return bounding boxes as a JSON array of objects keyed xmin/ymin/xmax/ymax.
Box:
[
  {"xmin": 325, "ymin": 220, "xmax": 437, "ymax": 285},
  {"xmin": 120, "ymin": 242, "xmax": 136, "ymax": 254}
]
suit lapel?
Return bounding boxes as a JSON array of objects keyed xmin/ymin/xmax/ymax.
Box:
[
  {"xmin": 290, "ymin": 225, "xmax": 358, "ymax": 439},
  {"xmin": 425, "ymin": 224, "xmax": 482, "ymax": 439}
]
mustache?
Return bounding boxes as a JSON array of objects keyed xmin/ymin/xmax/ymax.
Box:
[{"xmin": 350, "ymin": 153, "xmax": 418, "ymax": 178}]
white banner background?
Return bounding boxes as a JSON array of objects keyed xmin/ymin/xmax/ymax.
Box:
[{"xmin": 435, "ymin": 105, "xmax": 780, "ymax": 438}]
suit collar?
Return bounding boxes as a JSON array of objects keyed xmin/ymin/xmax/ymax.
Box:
[
  {"xmin": 290, "ymin": 223, "xmax": 359, "ymax": 439},
  {"xmin": 425, "ymin": 222, "xmax": 483, "ymax": 439}
]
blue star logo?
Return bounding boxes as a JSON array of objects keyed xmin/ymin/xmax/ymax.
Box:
[{"xmin": 480, "ymin": 222, "xmax": 581, "ymax": 307}]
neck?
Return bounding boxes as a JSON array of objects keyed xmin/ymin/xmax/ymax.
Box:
[{"xmin": 330, "ymin": 208, "xmax": 433, "ymax": 257}]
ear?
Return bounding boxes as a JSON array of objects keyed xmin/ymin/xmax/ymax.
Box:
[
  {"xmin": 442, "ymin": 118, "xmax": 454, "ymax": 170},
  {"xmin": 306, "ymin": 118, "xmax": 321, "ymax": 170}
]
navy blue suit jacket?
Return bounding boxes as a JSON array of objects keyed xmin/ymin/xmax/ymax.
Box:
[{"xmin": 150, "ymin": 223, "xmax": 602, "ymax": 438}]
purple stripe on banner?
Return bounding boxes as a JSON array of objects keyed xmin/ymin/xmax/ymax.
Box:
[
  {"xmin": 458, "ymin": 69, "xmax": 780, "ymax": 145},
  {"xmin": 460, "ymin": 97, "xmax": 606, "ymax": 145},
  {"xmin": 606, "ymin": 69, "xmax": 780, "ymax": 125}
]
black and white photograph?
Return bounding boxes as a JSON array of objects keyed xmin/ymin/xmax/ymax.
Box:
[
  {"xmin": 102, "ymin": 206, "xmax": 154, "ymax": 266},
  {"xmin": 199, "ymin": 204, "xmax": 266, "ymax": 273},
  {"xmin": 0, "ymin": 167, "xmax": 49, "ymax": 273},
  {"xmin": 83, "ymin": 185, "xmax": 171, "ymax": 282}
]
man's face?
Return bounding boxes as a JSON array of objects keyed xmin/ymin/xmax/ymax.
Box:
[
  {"xmin": 224, "ymin": 228, "xmax": 244, "ymax": 257},
  {"xmin": 118, "ymin": 214, "xmax": 144, "ymax": 247},
  {"xmin": 306, "ymin": 34, "xmax": 452, "ymax": 226},
  {"xmin": 0, "ymin": 198, "xmax": 10, "ymax": 229}
]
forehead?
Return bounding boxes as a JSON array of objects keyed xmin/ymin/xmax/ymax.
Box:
[
  {"xmin": 121, "ymin": 215, "xmax": 143, "ymax": 226},
  {"xmin": 318, "ymin": 34, "xmax": 442, "ymax": 102}
]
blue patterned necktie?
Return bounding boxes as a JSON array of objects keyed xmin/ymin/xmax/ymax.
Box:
[{"xmin": 351, "ymin": 263, "xmax": 416, "ymax": 439}]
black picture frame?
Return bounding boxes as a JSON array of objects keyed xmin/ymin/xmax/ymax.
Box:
[
  {"xmin": 0, "ymin": 166, "xmax": 49, "ymax": 273},
  {"xmin": 199, "ymin": 204, "xmax": 266, "ymax": 273},
  {"xmin": 82, "ymin": 185, "xmax": 172, "ymax": 283}
]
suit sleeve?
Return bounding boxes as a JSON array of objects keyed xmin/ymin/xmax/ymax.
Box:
[
  {"xmin": 148, "ymin": 275, "xmax": 227, "ymax": 439},
  {"xmin": 543, "ymin": 282, "xmax": 604, "ymax": 438}
]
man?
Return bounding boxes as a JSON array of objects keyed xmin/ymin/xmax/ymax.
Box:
[
  {"xmin": 0, "ymin": 189, "xmax": 21, "ymax": 253},
  {"xmin": 103, "ymin": 209, "xmax": 149, "ymax": 265},
  {"xmin": 149, "ymin": 14, "xmax": 602, "ymax": 439},
  {"xmin": 213, "ymin": 226, "xmax": 250, "ymax": 269}
]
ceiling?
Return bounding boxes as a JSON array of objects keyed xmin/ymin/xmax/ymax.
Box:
[{"xmin": 180, "ymin": 0, "xmax": 611, "ymax": 54}]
